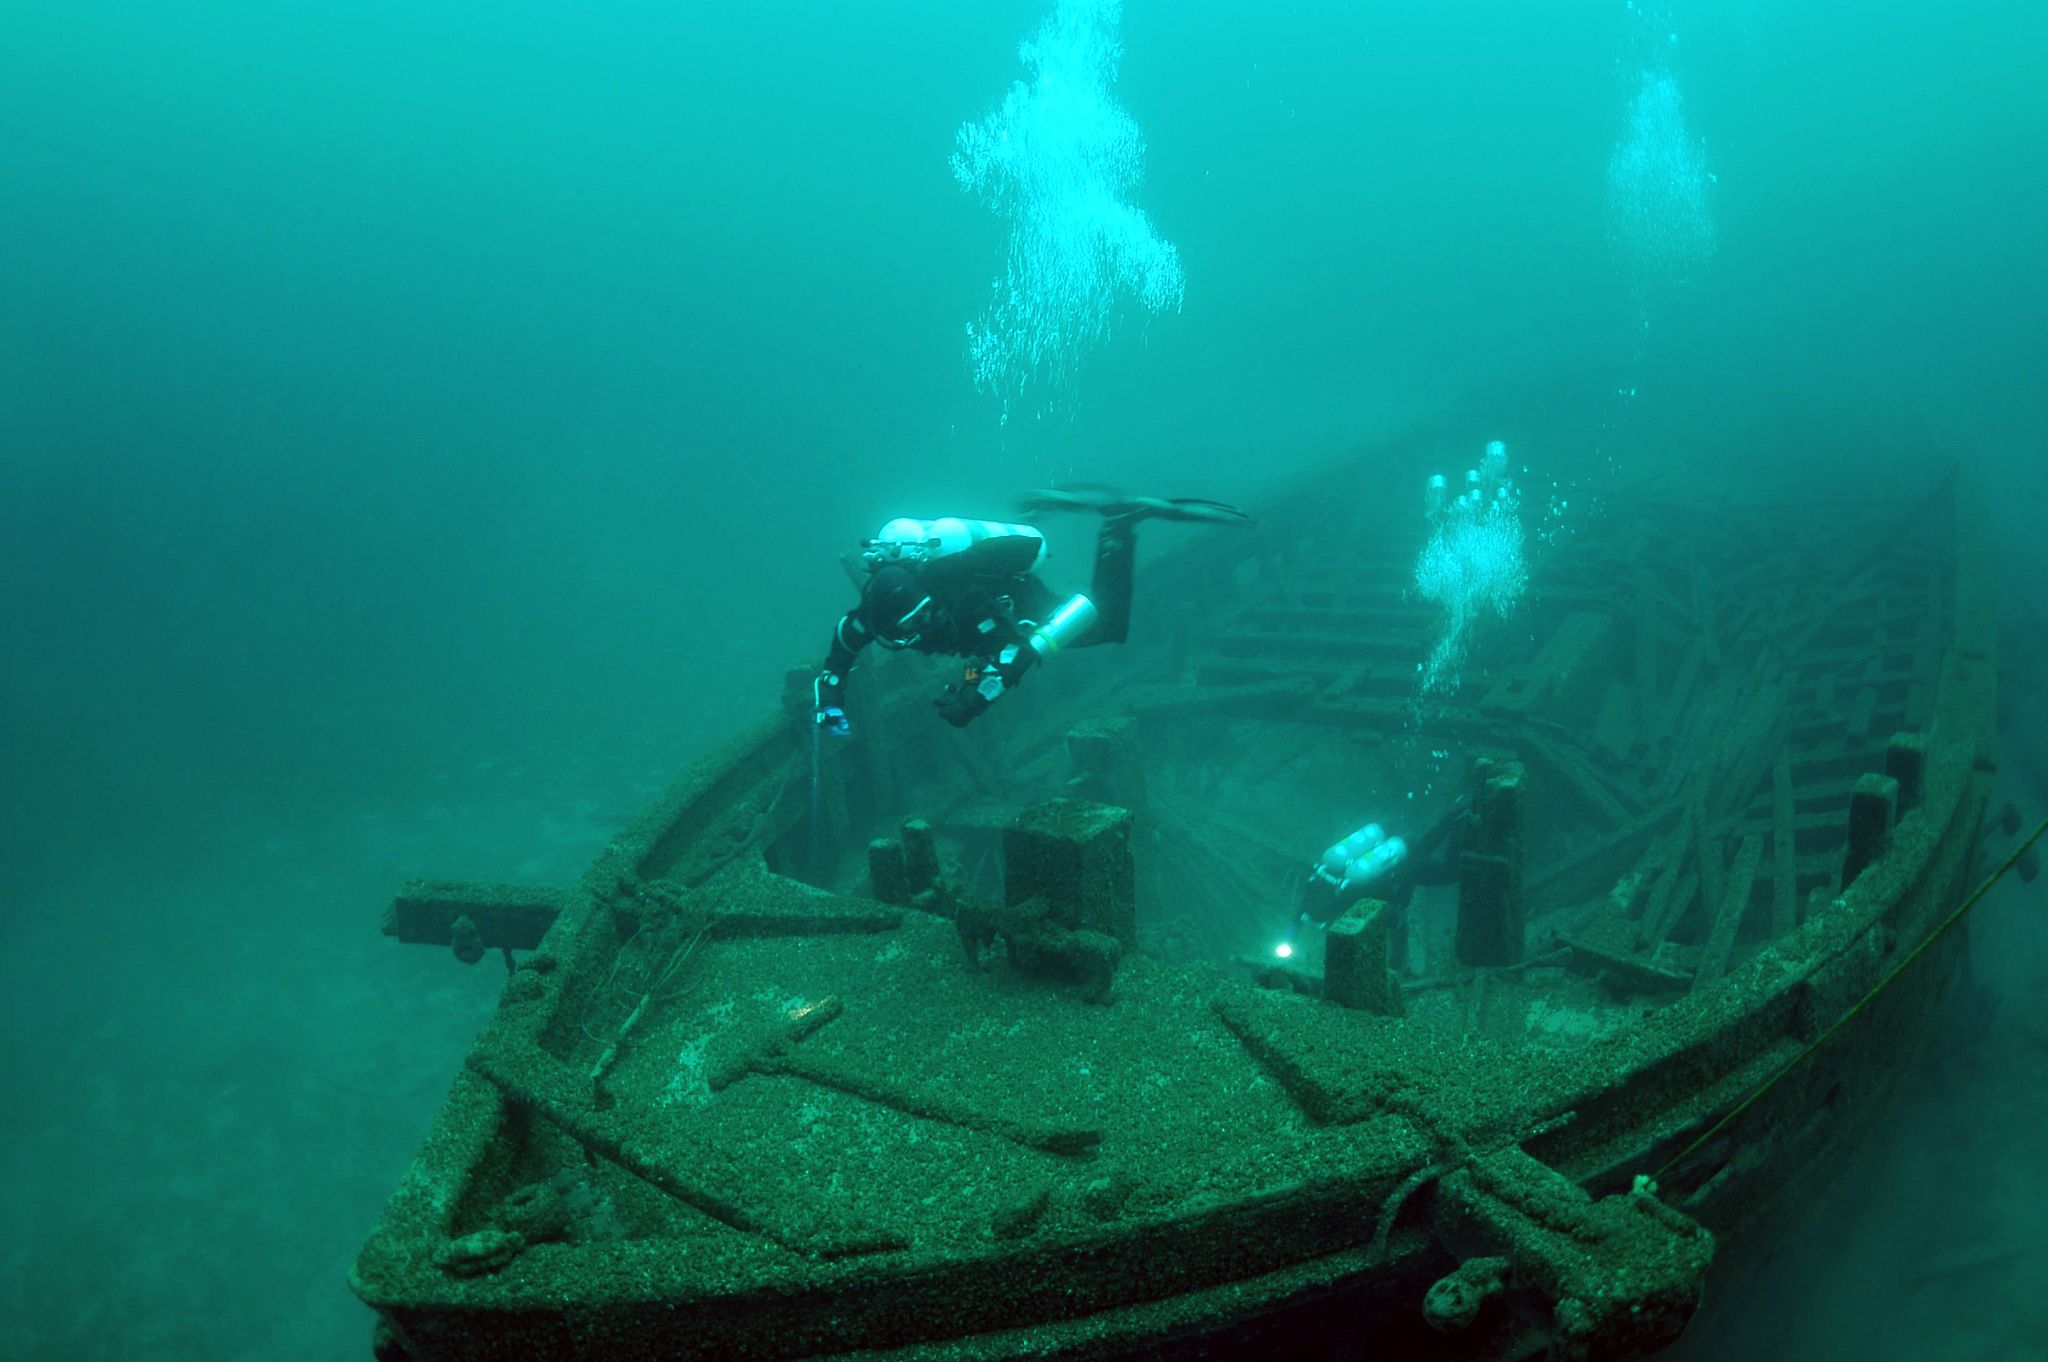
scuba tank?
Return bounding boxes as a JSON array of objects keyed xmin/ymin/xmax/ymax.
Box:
[
  {"xmin": 1313, "ymin": 823, "xmax": 1385, "ymax": 888},
  {"xmin": 1028, "ymin": 593, "xmax": 1098, "ymax": 658},
  {"xmin": 1310, "ymin": 822, "xmax": 1409, "ymax": 895},
  {"xmin": 865, "ymin": 517, "xmax": 1047, "ymax": 572},
  {"xmin": 1286, "ymin": 822, "xmax": 1406, "ymax": 959},
  {"xmin": 1341, "ymin": 836, "xmax": 1408, "ymax": 895}
]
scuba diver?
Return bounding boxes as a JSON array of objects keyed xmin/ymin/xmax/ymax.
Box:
[
  {"xmin": 812, "ymin": 486, "xmax": 1250, "ymax": 733},
  {"xmin": 1278, "ymin": 796, "xmax": 1472, "ymax": 970}
]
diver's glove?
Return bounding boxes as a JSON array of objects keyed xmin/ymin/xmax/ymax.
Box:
[
  {"xmin": 813, "ymin": 671, "xmax": 853, "ymax": 739},
  {"xmin": 935, "ymin": 644, "xmax": 1036, "ymax": 729},
  {"xmin": 934, "ymin": 681, "xmax": 986, "ymax": 728}
]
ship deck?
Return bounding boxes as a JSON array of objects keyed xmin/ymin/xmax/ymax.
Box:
[{"xmin": 356, "ymin": 413, "xmax": 1996, "ymax": 1362}]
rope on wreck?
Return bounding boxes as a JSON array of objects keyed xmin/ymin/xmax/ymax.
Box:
[{"xmin": 1652, "ymin": 812, "xmax": 2048, "ymax": 1185}]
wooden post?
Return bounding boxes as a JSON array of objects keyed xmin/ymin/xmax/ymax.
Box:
[
  {"xmin": 1885, "ymin": 732, "xmax": 1927, "ymax": 814},
  {"xmin": 868, "ymin": 839, "xmax": 910, "ymax": 905},
  {"xmin": 1771, "ymin": 756, "xmax": 1799, "ymax": 937},
  {"xmin": 1842, "ymin": 773, "xmax": 1899, "ymax": 890},
  {"xmin": 1635, "ymin": 569, "xmax": 1662, "ymax": 731},
  {"xmin": 1004, "ymin": 799, "xmax": 1136, "ymax": 947},
  {"xmin": 900, "ymin": 818, "xmax": 941, "ymax": 891},
  {"xmin": 1324, "ymin": 899, "xmax": 1402, "ymax": 1015},
  {"xmin": 1457, "ymin": 760, "xmax": 1526, "ymax": 967}
]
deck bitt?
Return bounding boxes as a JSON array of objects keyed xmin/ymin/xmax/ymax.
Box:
[
  {"xmin": 1457, "ymin": 760, "xmax": 1527, "ymax": 967},
  {"xmin": 1325, "ymin": 897, "xmax": 1403, "ymax": 1016},
  {"xmin": 1887, "ymin": 731, "xmax": 1928, "ymax": 813},
  {"xmin": 1843, "ymin": 773, "xmax": 1901, "ymax": 889}
]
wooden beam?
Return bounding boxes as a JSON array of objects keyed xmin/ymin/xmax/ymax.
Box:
[
  {"xmin": 384, "ymin": 881, "xmax": 571, "ymax": 951},
  {"xmin": 1646, "ymin": 873, "xmax": 1700, "ymax": 954},
  {"xmin": 1527, "ymin": 798, "xmax": 1681, "ymax": 910},
  {"xmin": 1771, "ymin": 755, "xmax": 1799, "ymax": 937},
  {"xmin": 1634, "ymin": 568, "xmax": 1662, "ymax": 728},
  {"xmin": 1520, "ymin": 729, "xmax": 1634, "ymax": 832},
  {"xmin": 1696, "ymin": 811, "xmax": 1727, "ymax": 942},
  {"xmin": 1693, "ymin": 833, "xmax": 1764, "ymax": 990},
  {"xmin": 1635, "ymin": 802, "xmax": 1699, "ymax": 951},
  {"xmin": 1560, "ymin": 931, "xmax": 1691, "ymax": 994},
  {"xmin": 1645, "ymin": 635, "xmax": 1707, "ymax": 756}
]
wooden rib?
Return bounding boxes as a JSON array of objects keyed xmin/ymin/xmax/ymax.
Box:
[
  {"xmin": 1635, "ymin": 568, "xmax": 1662, "ymax": 733},
  {"xmin": 1696, "ymin": 816, "xmax": 1727, "ymax": 943},
  {"xmin": 1636, "ymin": 802, "xmax": 1700, "ymax": 951},
  {"xmin": 1693, "ymin": 833, "xmax": 1765, "ymax": 990},
  {"xmin": 1771, "ymin": 755, "xmax": 1799, "ymax": 937},
  {"xmin": 1646, "ymin": 634, "xmax": 1707, "ymax": 756},
  {"xmin": 1521, "ymin": 728, "xmax": 1633, "ymax": 831}
]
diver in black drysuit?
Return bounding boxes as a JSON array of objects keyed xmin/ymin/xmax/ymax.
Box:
[{"xmin": 812, "ymin": 488, "xmax": 1249, "ymax": 733}]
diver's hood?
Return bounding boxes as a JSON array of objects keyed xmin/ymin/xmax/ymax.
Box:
[{"xmin": 862, "ymin": 566, "xmax": 937, "ymax": 649}]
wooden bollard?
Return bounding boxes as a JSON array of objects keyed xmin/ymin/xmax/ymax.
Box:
[
  {"xmin": 1842, "ymin": 773, "xmax": 1899, "ymax": 890},
  {"xmin": 900, "ymin": 818, "xmax": 942, "ymax": 892},
  {"xmin": 868, "ymin": 839, "xmax": 910, "ymax": 905},
  {"xmin": 1457, "ymin": 760, "xmax": 1527, "ymax": 967},
  {"xmin": 1325, "ymin": 898, "xmax": 1403, "ymax": 1015},
  {"xmin": 1885, "ymin": 732, "xmax": 1926, "ymax": 814},
  {"xmin": 1004, "ymin": 799, "xmax": 1136, "ymax": 947}
]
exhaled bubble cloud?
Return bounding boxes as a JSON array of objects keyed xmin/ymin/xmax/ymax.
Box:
[
  {"xmin": 1414, "ymin": 442, "xmax": 1529, "ymax": 697},
  {"xmin": 1607, "ymin": 67, "xmax": 1717, "ymax": 296},
  {"xmin": 952, "ymin": 0, "xmax": 1184, "ymax": 423}
]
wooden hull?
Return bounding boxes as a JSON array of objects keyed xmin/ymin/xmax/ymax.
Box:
[{"xmin": 354, "ymin": 421, "xmax": 1995, "ymax": 1362}]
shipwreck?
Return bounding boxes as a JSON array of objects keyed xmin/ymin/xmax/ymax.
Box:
[{"xmin": 353, "ymin": 406, "xmax": 2002, "ymax": 1361}]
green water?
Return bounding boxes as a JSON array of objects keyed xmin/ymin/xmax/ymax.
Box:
[{"xmin": 3, "ymin": 2, "xmax": 2044, "ymax": 1358}]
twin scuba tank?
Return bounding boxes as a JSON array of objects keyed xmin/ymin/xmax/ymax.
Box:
[
  {"xmin": 1277, "ymin": 823, "xmax": 1409, "ymax": 959},
  {"xmin": 867, "ymin": 516, "xmax": 1048, "ymax": 570},
  {"xmin": 864, "ymin": 516, "xmax": 1097, "ymax": 657},
  {"xmin": 1312, "ymin": 823, "xmax": 1409, "ymax": 898}
]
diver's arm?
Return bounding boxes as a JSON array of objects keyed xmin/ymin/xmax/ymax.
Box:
[
  {"xmin": 932, "ymin": 591, "xmax": 1041, "ymax": 728},
  {"xmin": 935, "ymin": 638, "xmax": 1038, "ymax": 728},
  {"xmin": 814, "ymin": 612, "xmax": 870, "ymax": 736}
]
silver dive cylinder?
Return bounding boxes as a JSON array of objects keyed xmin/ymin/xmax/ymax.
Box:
[
  {"xmin": 1340, "ymin": 835, "xmax": 1408, "ymax": 896},
  {"xmin": 1028, "ymin": 593, "xmax": 1099, "ymax": 659},
  {"xmin": 1315, "ymin": 823, "xmax": 1385, "ymax": 887}
]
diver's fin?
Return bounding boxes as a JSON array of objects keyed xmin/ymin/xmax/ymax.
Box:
[
  {"xmin": 1016, "ymin": 484, "xmax": 1129, "ymax": 516},
  {"xmin": 1158, "ymin": 497, "xmax": 1254, "ymax": 526},
  {"xmin": 1018, "ymin": 484, "xmax": 1254, "ymax": 527}
]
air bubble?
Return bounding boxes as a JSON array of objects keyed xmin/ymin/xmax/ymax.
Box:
[{"xmin": 953, "ymin": 1, "xmax": 1183, "ymax": 422}]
